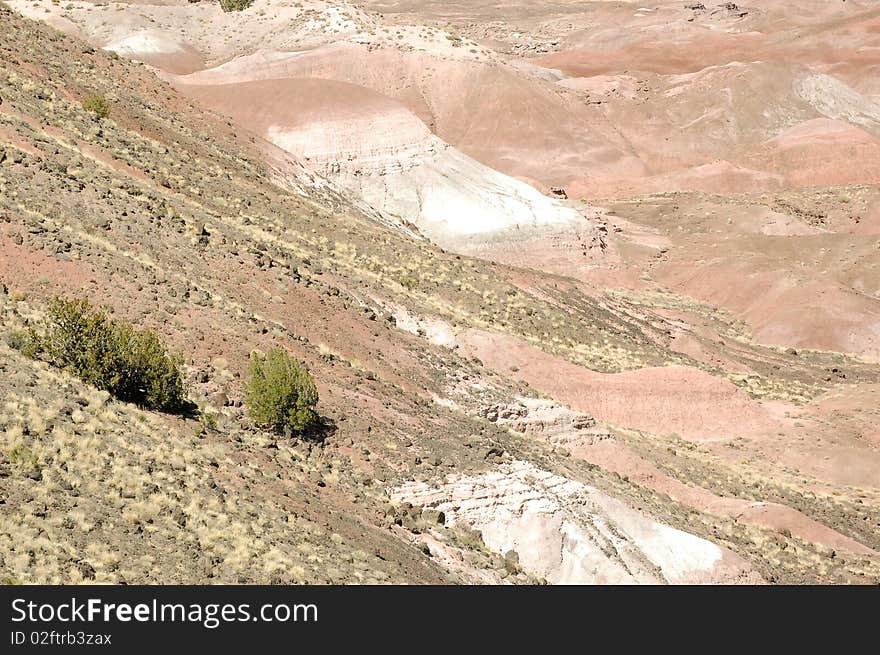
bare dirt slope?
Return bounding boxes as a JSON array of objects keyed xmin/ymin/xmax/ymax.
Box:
[{"xmin": 1, "ymin": 2, "xmax": 879, "ymax": 584}]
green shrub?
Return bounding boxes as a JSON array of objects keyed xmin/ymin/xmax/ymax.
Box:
[
  {"xmin": 244, "ymin": 348, "xmax": 319, "ymax": 435},
  {"xmin": 82, "ymin": 94, "xmax": 111, "ymax": 119},
  {"xmin": 5, "ymin": 329, "xmax": 41, "ymax": 357},
  {"xmin": 199, "ymin": 411, "xmax": 218, "ymax": 432},
  {"xmin": 194, "ymin": 410, "xmax": 218, "ymax": 438},
  {"xmin": 35, "ymin": 297, "xmax": 186, "ymax": 412},
  {"xmin": 218, "ymin": 0, "xmax": 253, "ymax": 11},
  {"xmin": 7, "ymin": 444, "xmax": 37, "ymax": 471}
]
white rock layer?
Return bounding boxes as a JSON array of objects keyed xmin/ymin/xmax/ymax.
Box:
[{"xmin": 393, "ymin": 460, "xmax": 757, "ymax": 584}]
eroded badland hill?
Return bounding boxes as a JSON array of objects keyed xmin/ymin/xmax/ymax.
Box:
[{"xmin": 1, "ymin": 1, "xmax": 879, "ymax": 584}]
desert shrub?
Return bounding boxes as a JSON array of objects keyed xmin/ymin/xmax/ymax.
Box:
[
  {"xmin": 198, "ymin": 411, "xmax": 218, "ymax": 433},
  {"xmin": 453, "ymin": 525, "xmax": 487, "ymax": 552},
  {"xmin": 244, "ymin": 348, "xmax": 319, "ymax": 435},
  {"xmin": 5, "ymin": 329, "xmax": 40, "ymax": 357},
  {"xmin": 218, "ymin": 0, "xmax": 253, "ymax": 11},
  {"xmin": 34, "ymin": 297, "xmax": 186, "ymax": 412},
  {"xmin": 7, "ymin": 444, "xmax": 37, "ymax": 471},
  {"xmin": 81, "ymin": 94, "xmax": 111, "ymax": 119}
]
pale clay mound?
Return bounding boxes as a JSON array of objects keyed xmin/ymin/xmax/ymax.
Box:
[
  {"xmin": 393, "ymin": 461, "xmax": 760, "ymax": 585},
  {"xmin": 180, "ymin": 77, "xmax": 587, "ymax": 248},
  {"xmin": 483, "ymin": 397, "xmax": 878, "ymax": 557}
]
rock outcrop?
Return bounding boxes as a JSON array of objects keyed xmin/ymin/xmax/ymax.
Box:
[{"xmin": 394, "ymin": 461, "xmax": 760, "ymax": 584}]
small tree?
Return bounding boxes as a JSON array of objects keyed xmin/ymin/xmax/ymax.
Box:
[
  {"xmin": 244, "ymin": 348, "xmax": 319, "ymax": 435},
  {"xmin": 82, "ymin": 94, "xmax": 111, "ymax": 119}
]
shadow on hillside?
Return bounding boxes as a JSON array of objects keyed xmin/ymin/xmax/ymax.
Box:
[
  {"xmin": 288, "ymin": 416, "xmax": 337, "ymax": 443},
  {"xmin": 179, "ymin": 400, "xmax": 201, "ymax": 420}
]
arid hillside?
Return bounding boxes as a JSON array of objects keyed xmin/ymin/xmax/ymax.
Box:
[{"xmin": 1, "ymin": 2, "xmax": 878, "ymax": 584}]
